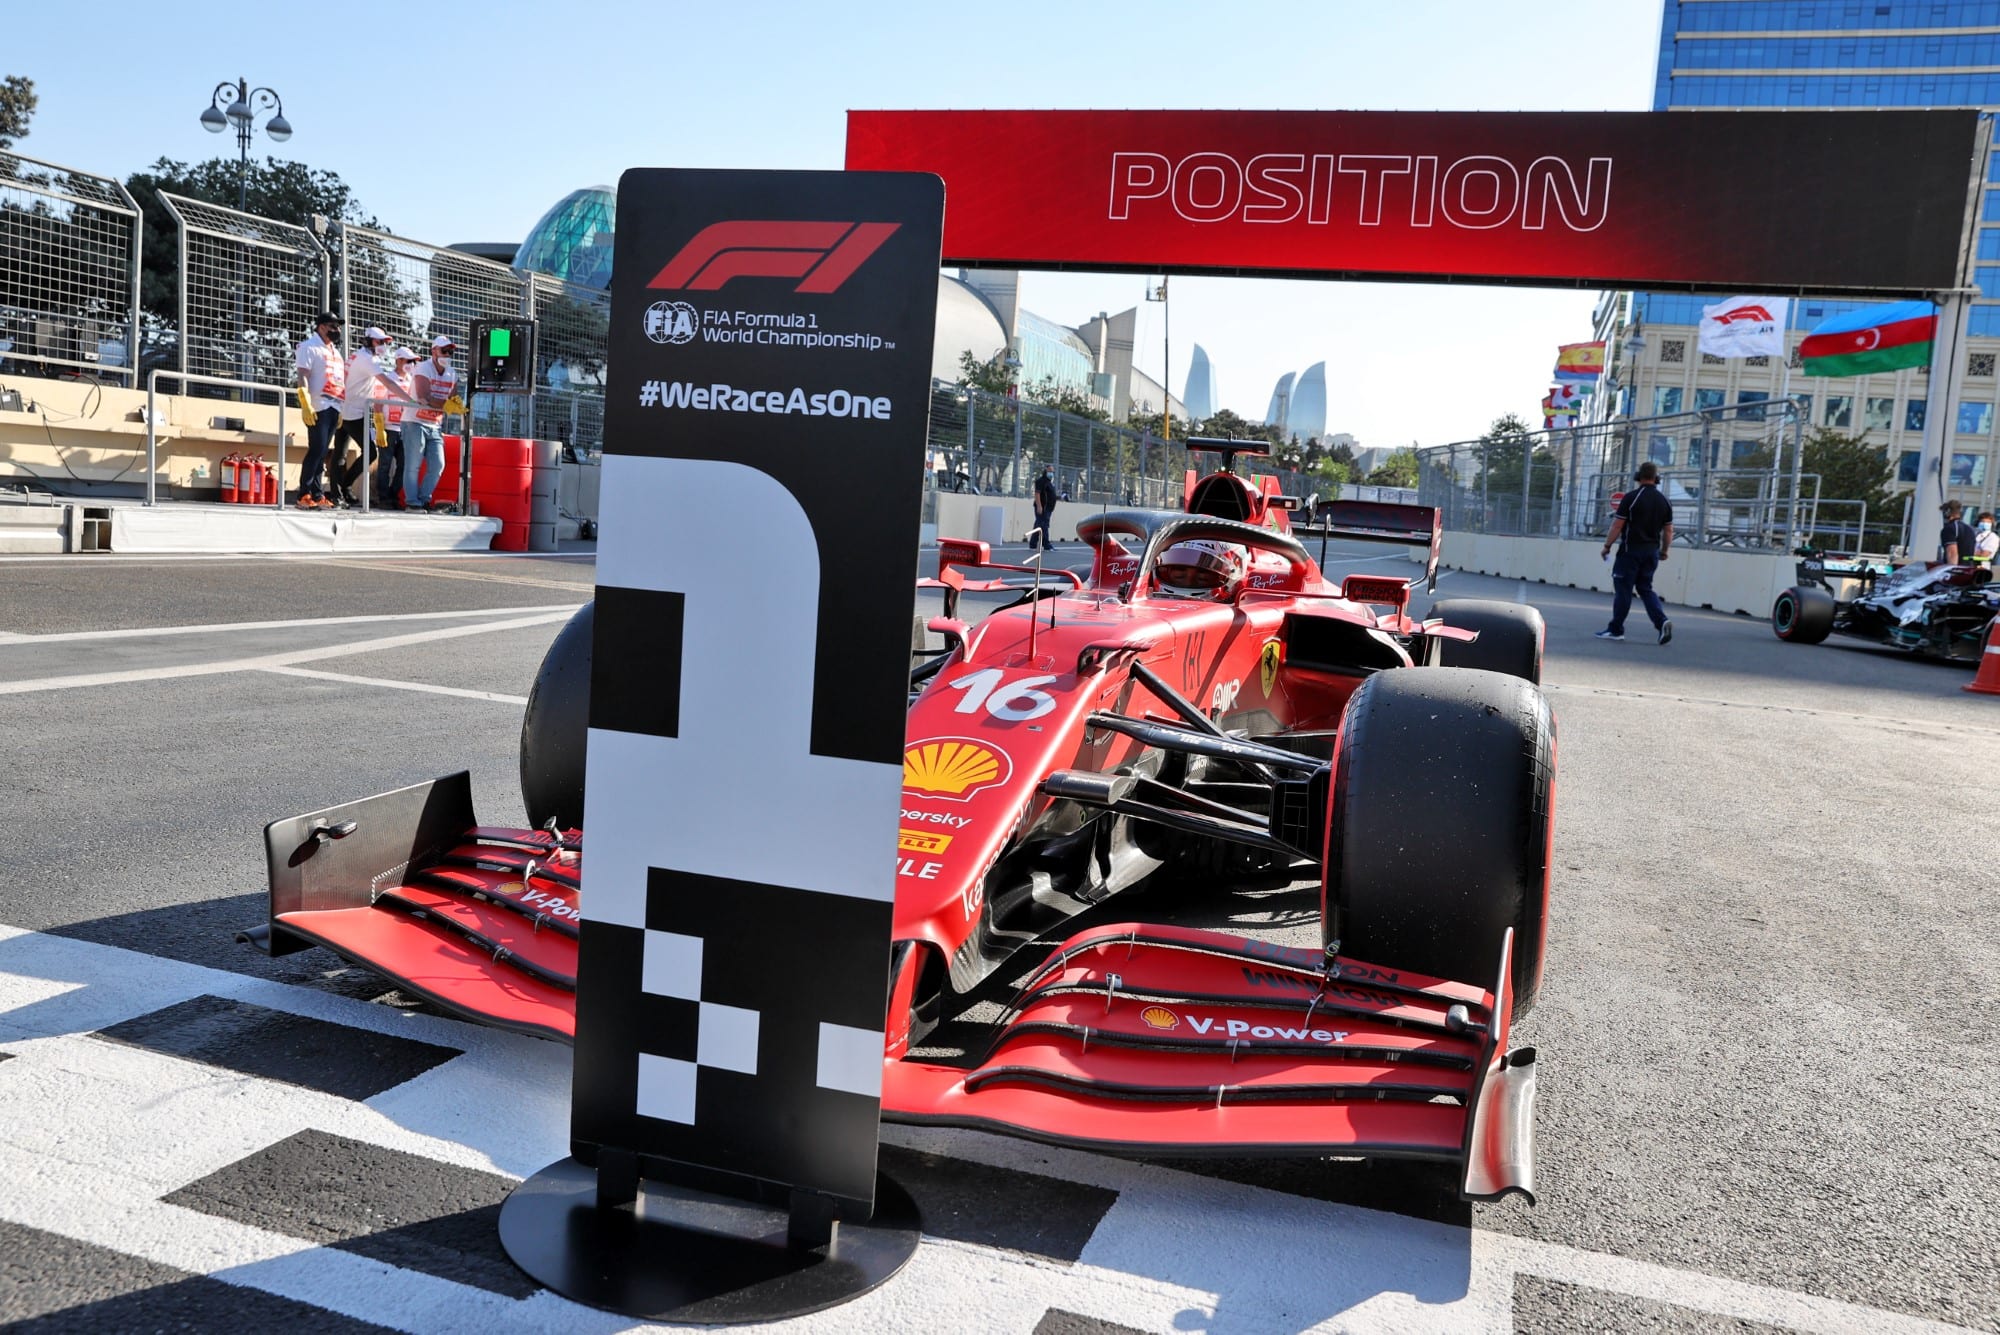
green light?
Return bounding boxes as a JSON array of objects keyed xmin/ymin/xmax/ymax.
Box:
[{"xmin": 489, "ymin": 328, "xmax": 512, "ymax": 358}]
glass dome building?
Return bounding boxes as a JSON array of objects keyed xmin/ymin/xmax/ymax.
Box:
[{"xmin": 514, "ymin": 186, "xmax": 616, "ymax": 290}]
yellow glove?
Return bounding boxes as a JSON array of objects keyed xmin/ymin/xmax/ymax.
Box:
[
  {"xmin": 441, "ymin": 395, "xmax": 466, "ymax": 416},
  {"xmin": 372, "ymin": 410, "xmax": 389, "ymax": 446},
  {"xmin": 295, "ymin": 385, "xmax": 316, "ymax": 427}
]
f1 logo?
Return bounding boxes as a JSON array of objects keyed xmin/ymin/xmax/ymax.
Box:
[{"xmin": 647, "ymin": 221, "xmax": 900, "ymax": 294}]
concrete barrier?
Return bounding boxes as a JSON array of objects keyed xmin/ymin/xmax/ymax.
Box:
[
  {"xmin": 934, "ymin": 493, "xmax": 1113, "ymax": 545},
  {"xmin": 1434, "ymin": 533, "xmax": 1794, "ymax": 618},
  {"xmin": 0, "ymin": 500, "xmax": 69, "ymax": 553}
]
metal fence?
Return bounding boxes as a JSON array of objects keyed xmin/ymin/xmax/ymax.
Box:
[
  {"xmin": 1409, "ymin": 400, "xmax": 1887, "ymax": 551},
  {"xmin": 329, "ymin": 223, "xmax": 609, "ymax": 452},
  {"xmin": 922, "ymin": 382, "xmax": 1310, "ymax": 508},
  {"xmin": 157, "ymin": 192, "xmax": 326, "ymax": 396},
  {"xmin": 0, "ymin": 149, "xmax": 141, "ymax": 385},
  {"xmin": 525, "ymin": 271, "xmax": 609, "ymax": 451}
]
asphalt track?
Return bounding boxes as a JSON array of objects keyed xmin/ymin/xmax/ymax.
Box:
[{"xmin": 0, "ymin": 540, "xmax": 1994, "ymax": 1333}]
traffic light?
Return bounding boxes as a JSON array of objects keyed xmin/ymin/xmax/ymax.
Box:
[{"xmin": 470, "ymin": 319, "xmax": 536, "ymax": 393}]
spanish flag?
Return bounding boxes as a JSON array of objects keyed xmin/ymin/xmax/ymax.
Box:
[{"xmin": 1553, "ymin": 341, "xmax": 1606, "ymax": 384}]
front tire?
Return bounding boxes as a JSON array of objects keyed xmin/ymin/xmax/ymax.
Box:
[
  {"xmin": 520, "ymin": 601, "xmax": 592, "ymax": 830},
  {"xmin": 1771, "ymin": 586, "xmax": 1835, "ymax": 644},
  {"xmin": 1323, "ymin": 667, "xmax": 1554, "ymax": 1012},
  {"xmin": 1428, "ymin": 598, "xmax": 1545, "ymax": 684}
]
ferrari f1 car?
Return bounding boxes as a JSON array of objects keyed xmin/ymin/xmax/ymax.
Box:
[
  {"xmin": 244, "ymin": 441, "xmax": 1553, "ymax": 1202},
  {"xmin": 1772, "ymin": 548, "xmax": 1997, "ymax": 662}
]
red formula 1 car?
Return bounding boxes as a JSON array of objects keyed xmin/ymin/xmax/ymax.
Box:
[{"xmin": 247, "ymin": 444, "xmax": 1554, "ymax": 1202}]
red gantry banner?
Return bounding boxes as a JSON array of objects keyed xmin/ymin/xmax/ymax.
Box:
[{"xmin": 845, "ymin": 110, "xmax": 1979, "ymax": 296}]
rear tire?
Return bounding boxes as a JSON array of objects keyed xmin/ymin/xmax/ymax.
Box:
[
  {"xmin": 1323, "ymin": 667, "xmax": 1554, "ymax": 1012},
  {"xmin": 1428, "ymin": 598, "xmax": 1545, "ymax": 684},
  {"xmin": 1771, "ymin": 586, "xmax": 1835, "ymax": 644},
  {"xmin": 520, "ymin": 601, "xmax": 592, "ymax": 830}
]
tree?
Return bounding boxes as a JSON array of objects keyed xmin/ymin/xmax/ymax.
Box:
[
  {"xmin": 0, "ymin": 76, "xmax": 34, "ymax": 148},
  {"xmin": 1309, "ymin": 457, "xmax": 1352, "ymax": 497},
  {"xmin": 1126, "ymin": 402, "xmax": 1172, "ymax": 438},
  {"xmin": 956, "ymin": 348, "xmax": 1017, "ymax": 396},
  {"xmin": 1022, "ymin": 372, "xmax": 1108, "ymax": 422},
  {"xmin": 1733, "ymin": 427, "xmax": 1896, "ymax": 550},
  {"xmin": 1366, "ymin": 448, "xmax": 1419, "ymax": 488},
  {"xmin": 126, "ymin": 157, "xmax": 382, "ymax": 324},
  {"xmin": 1473, "ymin": 412, "xmax": 1558, "ymax": 509}
]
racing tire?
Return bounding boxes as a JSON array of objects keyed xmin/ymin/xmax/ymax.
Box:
[
  {"xmin": 1324, "ymin": 666, "xmax": 1553, "ymax": 1013},
  {"xmin": 1428, "ymin": 598, "xmax": 1545, "ymax": 685},
  {"xmin": 520, "ymin": 600, "xmax": 592, "ymax": 831},
  {"xmin": 1771, "ymin": 585, "xmax": 1835, "ymax": 644}
]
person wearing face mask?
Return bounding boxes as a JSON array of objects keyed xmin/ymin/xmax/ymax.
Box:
[
  {"xmin": 337, "ymin": 327, "xmax": 409, "ymax": 507},
  {"xmin": 1975, "ymin": 511, "xmax": 1998, "ymax": 565},
  {"xmin": 1597, "ymin": 460, "xmax": 1675, "ymax": 644}
]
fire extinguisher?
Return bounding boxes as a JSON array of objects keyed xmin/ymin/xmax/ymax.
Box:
[
  {"xmin": 244, "ymin": 456, "xmax": 266, "ymax": 505},
  {"xmin": 263, "ymin": 461, "xmax": 278, "ymax": 505},
  {"xmin": 220, "ymin": 453, "xmax": 240, "ymax": 505}
]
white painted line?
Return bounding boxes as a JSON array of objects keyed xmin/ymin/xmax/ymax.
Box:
[
  {"xmin": 894, "ymin": 1126, "xmax": 1982, "ymax": 1335},
  {"xmin": 0, "ymin": 550, "xmax": 594, "ymax": 565},
  {"xmin": 262, "ymin": 665, "xmax": 530, "ymax": 706},
  {"xmin": 0, "ymin": 604, "xmax": 581, "ymax": 646},
  {"xmin": 0, "ymin": 920, "xmax": 1982, "ymax": 1335},
  {"xmin": 0, "ymin": 611, "xmax": 571, "ymax": 697}
]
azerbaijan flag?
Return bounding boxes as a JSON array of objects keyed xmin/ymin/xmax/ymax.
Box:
[{"xmin": 1799, "ymin": 301, "xmax": 1935, "ymax": 377}]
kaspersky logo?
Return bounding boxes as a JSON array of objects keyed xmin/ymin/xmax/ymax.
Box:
[
  {"xmin": 648, "ymin": 221, "xmax": 900, "ymax": 293},
  {"xmin": 1716, "ymin": 305, "xmax": 1775, "ymax": 324}
]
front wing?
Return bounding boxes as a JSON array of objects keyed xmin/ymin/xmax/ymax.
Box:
[{"xmin": 246, "ymin": 777, "xmax": 1536, "ymax": 1202}]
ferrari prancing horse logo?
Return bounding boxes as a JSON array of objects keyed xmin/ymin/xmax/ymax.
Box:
[{"xmin": 1259, "ymin": 640, "xmax": 1284, "ymax": 697}]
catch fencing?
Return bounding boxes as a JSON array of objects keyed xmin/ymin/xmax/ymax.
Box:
[
  {"xmin": 330, "ymin": 225, "xmax": 610, "ymax": 452},
  {"xmin": 1411, "ymin": 400, "xmax": 1891, "ymax": 552},
  {"xmin": 157, "ymin": 192, "xmax": 326, "ymax": 396},
  {"xmin": 0, "ymin": 149, "xmax": 142, "ymax": 385},
  {"xmin": 923, "ymin": 382, "xmax": 1311, "ymax": 508}
]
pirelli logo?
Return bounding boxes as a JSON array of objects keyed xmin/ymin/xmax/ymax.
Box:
[{"xmin": 897, "ymin": 829, "xmax": 953, "ymax": 855}]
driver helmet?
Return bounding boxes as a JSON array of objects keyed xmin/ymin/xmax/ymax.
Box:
[{"xmin": 1157, "ymin": 539, "xmax": 1247, "ymax": 596}]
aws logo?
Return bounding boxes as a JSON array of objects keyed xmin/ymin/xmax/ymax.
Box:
[{"xmin": 647, "ymin": 221, "xmax": 900, "ymax": 293}]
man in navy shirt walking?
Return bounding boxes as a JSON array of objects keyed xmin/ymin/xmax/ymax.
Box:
[{"xmin": 1598, "ymin": 461, "xmax": 1676, "ymax": 644}]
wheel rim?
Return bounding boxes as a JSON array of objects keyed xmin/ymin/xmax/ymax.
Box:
[{"xmin": 1775, "ymin": 594, "xmax": 1796, "ymax": 634}]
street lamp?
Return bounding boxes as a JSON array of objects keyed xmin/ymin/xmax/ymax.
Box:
[{"xmin": 200, "ymin": 78, "xmax": 291, "ymax": 211}]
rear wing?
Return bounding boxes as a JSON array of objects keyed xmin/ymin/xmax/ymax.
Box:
[{"xmin": 1305, "ymin": 499, "xmax": 1442, "ymax": 591}]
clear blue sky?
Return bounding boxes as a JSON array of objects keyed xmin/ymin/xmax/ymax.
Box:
[{"xmin": 4, "ymin": 1, "xmax": 1663, "ymax": 446}]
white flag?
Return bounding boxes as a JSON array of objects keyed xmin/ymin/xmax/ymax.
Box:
[{"xmin": 1698, "ymin": 296, "xmax": 1789, "ymax": 359}]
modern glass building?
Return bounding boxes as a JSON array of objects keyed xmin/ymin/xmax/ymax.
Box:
[
  {"xmin": 1612, "ymin": 1, "xmax": 2000, "ymax": 516},
  {"xmin": 1290, "ymin": 362, "xmax": 1329, "ymax": 443},
  {"xmin": 1014, "ymin": 309, "xmax": 1096, "ymax": 399},
  {"xmin": 514, "ymin": 187, "xmax": 616, "ymax": 290},
  {"xmin": 1184, "ymin": 344, "xmax": 1216, "ymax": 421},
  {"xmin": 1266, "ymin": 372, "xmax": 1296, "ymax": 437}
]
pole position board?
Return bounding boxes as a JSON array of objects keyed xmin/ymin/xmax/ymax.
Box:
[
  {"xmin": 847, "ymin": 109, "xmax": 1980, "ymax": 296},
  {"xmin": 569, "ymin": 169, "xmax": 943, "ymax": 1217}
]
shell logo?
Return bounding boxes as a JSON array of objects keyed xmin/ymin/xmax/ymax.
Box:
[
  {"xmin": 1140, "ymin": 1006, "xmax": 1179, "ymax": 1031},
  {"xmin": 490, "ymin": 880, "xmax": 526, "ymax": 897},
  {"xmin": 903, "ymin": 738, "xmax": 1011, "ymax": 800}
]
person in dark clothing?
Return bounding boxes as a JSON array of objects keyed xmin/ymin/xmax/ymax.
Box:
[
  {"xmin": 1598, "ymin": 461, "xmax": 1676, "ymax": 644},
  {"xmin": 1030, "ymin": 465, "xmax": 1057, "ymax": 551},
  {"xmin": 1939, "ymin": 500, "xmax": 1977, "ymax": 564}
]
